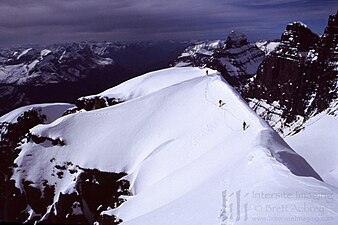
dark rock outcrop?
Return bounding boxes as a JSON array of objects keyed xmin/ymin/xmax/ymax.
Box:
[
  {"xmin": 279, "ymin": 22, "xmax": 319, "ymax": 55},
  {"xmin": 0, "ymin": 109, "xmax": 47, "ymax": 223},
  {"xmin": 39, "ymin": 169, "xmax": 130, "ymax": 225},
  {"xmin": 225, "ymin": 30, "xmax": 248, "ymax": 49},
  {"xmin": 244, "ymin": 12, "xmax": 337, "ymax": 136}
]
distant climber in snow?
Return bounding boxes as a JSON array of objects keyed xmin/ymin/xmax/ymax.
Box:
[
  {"xmin": 219, "ymin": 100, "xmax": 225, "ymax": 107},
  {"xmin": 205, "ymin": 70, "xmax": 209, "ymax": 76},
  {"xmin": 243, "ymin": 121, "xmax": 248, "ymax": 130}
]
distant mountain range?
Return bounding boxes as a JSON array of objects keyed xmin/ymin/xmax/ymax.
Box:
[{"xmin": 0, "ymin": 41, "xmax": 191, "ymax": 116}]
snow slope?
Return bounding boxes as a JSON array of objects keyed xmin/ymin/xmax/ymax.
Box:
[
  {"xmin": 83, "ymin": 67, "xmax": 211, "ymax": 101},
  {"xmin": 286, "ymin": 111, "xmax": 338, "ymax": 187},
  {"xmin": 0, "ymin": 103, "xmax": 74, "ymax": 124},
  {"xmin": 12, "ymin": 67, "xmax": 338, "ymax": 225}
]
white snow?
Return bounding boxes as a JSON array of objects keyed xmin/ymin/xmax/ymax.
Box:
[
  {"xmin": 27, "ymin": 59, "xmax": 39, "ymax": 71},
  {"xmin": 40, "ymin": 49, "xmax": 52, "ymax": 57},
  {"xmin": 58, "ymin": 50, "xmax": 67, "ymax": 63},
  {"xmin": 0, "ymin": 64, "xmax": 29, "ymax": 84},
  {"xmin": 174, "ymin": 62, "xmax": 191, "ymax": 67},
  {"xmin": 288, "ymin": 21, "xmax": 308, "ymax": 28},
  {"xmin": 12, "ymin": 67, "xmax": 338, "ymax": 225},
  {"xmin": 210, "ymin": 40, "xmax": 223, "ymax": 48},
  {"xmin": 178, "ymin": 40, "xmax": 225, "ymax": 59},
  {"xmin": 256, "ymin": 41, "xmax": 280, "ymax": 55},
  {"xmin": 179, "ymin": 52, "xmax": 190, "ymax": 57},
  {"xmin": 84, "ymin": 67, "xmax": 212, "ymax": 101},
  {"xmin": 197, "ymin": 48, "xmax": 213, "ymax": 56},
  {"xmin": 17, "ymin": 48, "xmax": 33, "ymax": 60},
  {"xmin": 95, "ymin": 57, "xmax": 114, "ymax": 65},
  {"xmin": 0, "ymin": 103, "xmax": 74, "ymax": 124},
  {"xmin": 286, "ymin": 112, "xmax": 338, "ymax": 187}
]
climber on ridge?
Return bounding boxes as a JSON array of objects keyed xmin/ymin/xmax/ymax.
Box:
[{"xmin": 243, "ymin": 121, "xmax": 248, "ymax": 130}]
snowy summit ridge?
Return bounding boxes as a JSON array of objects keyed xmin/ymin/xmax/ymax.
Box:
[{"xmin": 10, "ymin": 67, "xmax": 337, "ymax": 225}]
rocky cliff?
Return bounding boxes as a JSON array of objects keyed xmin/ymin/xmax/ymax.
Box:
[
  {"xmin": 243, "ymin": 12, "xmax": 337, "ymax": 136},
  {"xmin": 175, "ymin": 31, "xmax": 265, "ymax": 87}
]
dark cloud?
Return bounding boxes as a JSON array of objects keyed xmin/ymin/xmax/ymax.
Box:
[{"xmin": 0, "ymin": 0, "xmax": 336, "ymax": 46}]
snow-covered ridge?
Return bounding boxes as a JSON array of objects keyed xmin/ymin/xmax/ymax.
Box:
[
  {"xmin": 0, "ymin": 103, "xmax": 74, "ymax": 124},
  {"xmin": 17, "ymin": 48, "xmax": 33, "ymax": 60},
  {"xmin": 72, "ymin": 67, "xmax": 214, "ymax": 112},
  {"xmin": 83, "ymin": 67, "xmax": 213, "ymax": 102},
  {"xmin": 11, "ymin": 67, "xmax": 337, "ymax": 224}
]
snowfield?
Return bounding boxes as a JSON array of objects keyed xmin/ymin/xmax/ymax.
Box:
[
  {"xmin": 286, "ymin": 111, "xmax": 338, "ymax": 187},
  {"xmin": 0, "ymin": 103, "xmax": 74, "ymax": 124},
  {"xmin": 12, "ymin": 67, "xmax": 338, "ymax": 225},
  {"xmin": 83, "ymin": 67, "xmax": 212, "ymax": 102}
]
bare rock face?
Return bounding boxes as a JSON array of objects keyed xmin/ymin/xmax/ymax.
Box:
[
  {"xmin": 0, "ymin": 109, "xmax": 47, "ymax": 223},
  {"xmin": 244, "ymin": 12, "xmax": 337, "ymax": 136},
  {"xmin": 279, "ymin": 22, "xmax": 319, "ymax": 55},
  {"xmin": 225, "ymin": 30, "xmax": 248, "ymax": 49},
  {"xmin": 63, "ymin": 96, "xmax": 122, "ymax": 115},
  {"xmin": 319, "ymin": 11, "xmax": 338, "ymax": 68},
  {"xmin": 213, "ymin": 31, "xmax": 265, "ymax": 82},
  {"xmin": 41, "ymin": 169, "xmax": 130, "ymax": 225}
]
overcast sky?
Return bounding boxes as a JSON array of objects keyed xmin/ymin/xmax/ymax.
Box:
[{"xmin": 0, "ymin": 0, "xmax": 336, "ymax": 46}]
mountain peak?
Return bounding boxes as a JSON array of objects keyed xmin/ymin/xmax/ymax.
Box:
[
  {"xmin": 287, "ymin": 21, "xmax": 308, "ymax": 28},
  {"xmin": 225, "ymin": 30, "xmax": 248, "ymax": 49},
  {"xmin": 281, "ymin": 21, "xmax": 319, "ymax": 52}
]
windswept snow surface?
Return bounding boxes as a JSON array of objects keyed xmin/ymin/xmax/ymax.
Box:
[
  {"xmin": 0, "ymin": 103, "xmax": 74, "ymax": 124},
  {"xmin": 84, "ymin": 67, "xmax": 211, "ymax": 101},
  {"xmin": 13, "ymin": 67, "xmax": 338, "ymax": 225},
  {"xmin": 286, "ymin": 112, "xmax": 338, "ymax": 187}
]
